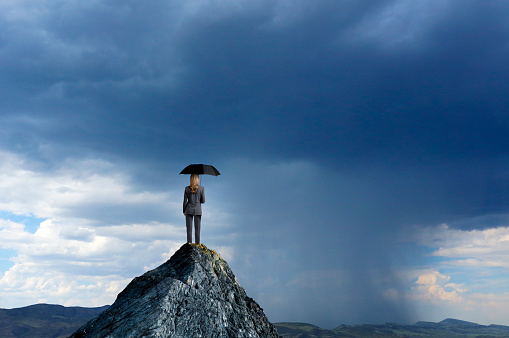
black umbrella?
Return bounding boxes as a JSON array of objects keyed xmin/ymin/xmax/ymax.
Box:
[{"xmin": 180, "ymin": 164, "xmax": 221, "ymax": 176}]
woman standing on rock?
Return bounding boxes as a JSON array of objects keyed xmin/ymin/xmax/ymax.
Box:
[{"xmin": 183, "ymin": 174, "xmax": 205, "ymax": 244}]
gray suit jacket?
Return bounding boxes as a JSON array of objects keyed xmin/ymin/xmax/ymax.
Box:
[{"xmin": 183, "ymin": 185, "xmax": 205, "ymax": 215}]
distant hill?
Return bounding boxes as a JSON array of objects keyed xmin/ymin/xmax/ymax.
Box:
[
  {"xmin": 274, "ymin": 319, "xmax": 509, "ymax": 337},
  {"xmin": 0, "ymin": 304, "xmax": 108, "ymax": 338},
  {"xmin": 2, "ymin": 303, "xmax": 509, "ymax": 337}
]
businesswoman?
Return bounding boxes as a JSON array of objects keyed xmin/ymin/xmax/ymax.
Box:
[{"xmin": 183, "ymin": 174, "xmax": 205, "ymax": 244}]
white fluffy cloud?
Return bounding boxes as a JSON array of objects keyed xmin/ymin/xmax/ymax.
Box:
[
  {"xmin": 0, "ymin": 151, "xmax": 183, "ymax": 224},
  {"xmin": 401, "ymin": 222, "xmax": 509, "ymax": 324},
  {"xmin": 407, "ymin": 268, "xmax": 509, "ymax": 325},
  {"xmin": 412, "ymin": 270, "xmax": 465, "ymax": 304},
  {"xmin": 415, "ymin": 224, "xmax": 509, "ymax": 268}
]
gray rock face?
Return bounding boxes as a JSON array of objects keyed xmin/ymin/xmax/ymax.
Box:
[{"xmin": 70, "ymin": 243, "xmax": 279, "ymax": 337}]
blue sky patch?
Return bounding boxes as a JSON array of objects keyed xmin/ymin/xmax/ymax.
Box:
[{"xmin": 0, "ymin": 211, "xmax": 46, "ymax": 234}]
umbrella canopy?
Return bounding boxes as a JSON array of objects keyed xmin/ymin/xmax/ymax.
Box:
[{"xmin": 180, "ymin": 164, "xmax": 221, "ymax": 176}]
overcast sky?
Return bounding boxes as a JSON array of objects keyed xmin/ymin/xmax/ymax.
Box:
[{"xmin": 1, "ymin": 0, "xmax": 509, "ymax": 329}]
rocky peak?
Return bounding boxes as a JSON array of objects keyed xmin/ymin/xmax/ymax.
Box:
[{"xmin": 70, "ymin": 243, "xmax": 279, "ymax": 337}]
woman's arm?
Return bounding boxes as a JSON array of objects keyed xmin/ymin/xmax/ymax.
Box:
[{"xmin": 183, "ymin": 188, "xmax": 188, "ymax": 214}]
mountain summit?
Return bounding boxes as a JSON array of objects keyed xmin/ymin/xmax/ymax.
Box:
[{"xmin": 70, "ymin": 243, "xmax": 279, "ymax": 337}]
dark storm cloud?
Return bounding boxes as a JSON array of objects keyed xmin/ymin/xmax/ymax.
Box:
[
  {"xmin": 2, "ymin": 0, "xmax": 507, "ymax": 171},
  {"xmin": 164, "ymin": 0, "xmax": 509, "ymax": 166}
]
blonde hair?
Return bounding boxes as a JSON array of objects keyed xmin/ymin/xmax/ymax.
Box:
[{"xmin": 190, "ymin": 174, "xmax": 200, "ymax": 193}]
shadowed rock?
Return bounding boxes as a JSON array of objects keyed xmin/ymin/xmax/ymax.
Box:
[{"xmin": 70, "ymin": 243, "xmax": 279, "ymax": 337}]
